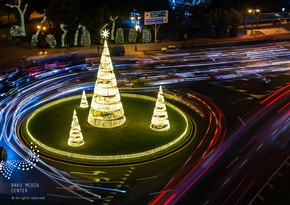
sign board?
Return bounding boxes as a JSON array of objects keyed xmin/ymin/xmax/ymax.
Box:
[{"xmin": 144, "ymin": 10, "xmax": 168, "ymax": 25}]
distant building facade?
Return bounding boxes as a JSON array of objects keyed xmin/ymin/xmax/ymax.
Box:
[
  {"xmin": 168, "ymin": 0, "xmax": 212, "ymax": 18},
  {"xmin": 169, "ymin": 0, "xmax": 211, "ymax": 9}
]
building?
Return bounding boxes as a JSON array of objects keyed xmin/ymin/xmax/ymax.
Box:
[{"xmin": 169, "ymin": 0, "xmax": 212, "ymax": 9}]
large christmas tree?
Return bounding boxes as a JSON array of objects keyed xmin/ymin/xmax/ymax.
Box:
[{"xmin": 87, "ymin": 30, "xmax": 126, "ymax": 128}]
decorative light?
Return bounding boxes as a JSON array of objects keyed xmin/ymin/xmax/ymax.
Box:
[
  {"xmin": 68, "ymin": 110, "xmax": 85, "ymax": 147},
  {"xmin": 87, "ymin": 35, "xmax": 126, "ymax": 128},
  {"xmin": 80, "ymin": 90, "xmax": 89, "ymax": 108},
  {"xmin": 26, "ymin": 93, "xmax": 190, "ymax": 162},
  {"xmin": 150, "ymin": 86, "xmax": 170, "ymax": 131},
  {"xmin": 101, "ymin": 29, "xmax": 110, "ymax": 39}
]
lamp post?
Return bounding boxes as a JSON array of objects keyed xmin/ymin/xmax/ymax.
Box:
[
  {"xmin": 130, "ymin": 10, "xmax": 141, "ymax": 32},
  {"xmin": 282, "ymin": 7, "xmax": 285, "ymax": 19},
  {"xmin": 256, "ymin": 9, "xmax": 261, "ymax": 28},
  {"xmin": 248, "ymin": 9, "xmax": 260, "ymax": 35},
  {"xmin": 37, "ymin": 25, "xmax": 47, "ymax": 54}
]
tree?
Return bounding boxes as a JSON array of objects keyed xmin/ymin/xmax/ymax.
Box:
[
  {"xmin": 110, "ymin": 16, "xmax": 118, "ymax": 41},
  {"xmin": 31, "ymin": 13, "xmax": 47, "ymax": 46},
  {"xmin": 142, "ymin": 28, "xmax": 152, "ymax": 43},
  {"xmin": 6, "ymin": 0, "xmax": 28, "ymax": 36},
  {"xmin": 189, "ymin": 5, "xmax": 211, "ymax": 37},
  {"xmin": 204, "ymin": 8, "xmax": 242, "ymax": 38},
  {"xmin": 45, "ymin": 34, "xmax": 57, "ymax": 48},
  {"xmin": 80, "ymin": 25, "xmax": 91, "ymax": 46},
  {"xmin": 60, "ymin": 23, "xmax": 67, "ymax": 47},
  {"xmin": 210, "ymin": 0, "xmax": 273, "ymax": 12},
  {"xmin": 128, "ymin": 28, "xmax": 137, "ymax": 43},
  {"xmin": 115, "ymin": 28, "xmax": 124, "ymax": 44},
  {"xmin": 46, "ymin": 0, "xmax": 80, "ymax": 45}
]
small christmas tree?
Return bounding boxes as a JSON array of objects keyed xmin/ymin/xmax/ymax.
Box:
[
  {"xmin": 128, "ymin": 28, "xmax": 137, "ymax": 43},
  {"xmin": 68, "ymin": 110, "xmax": 84, "ymax": 147},
  {"xmin": 80, "ymin": 90, "xmax": 89, "ymax": 108},
  {"xmin": 115, "ymin": 28, "xmax": 124, "ymax": 44},
  {"xmin": 46, "ymin": 34, "xmax": 57, "ymax": 48},
  {"xmin": 150, "ymin": 86, "xmax": 170, "ymax": 131},
  {"xmin": 80, "ymin": 26, "xmax": 91, "ymax": 46},
  {"xmin": 142, "ymin": 28, "xmax": 152, "ymax": 43}
]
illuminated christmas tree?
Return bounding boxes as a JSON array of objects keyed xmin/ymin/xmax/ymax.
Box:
[
  {"xmin": 80, "ymin": 90, "xmax": 89, "ymax": 108},
  {"xmin": 142, "ymin": 28, "xmax": 152, "ymax": 43},
  {"xmin": 68, "ymin": 110, "xmax": 84, "ymax": 147},
  {"xmin": 150, "ymin": 86, "xmax": 170, "ymax": 131},
  {"xmin": 128, "ymin": 28, "xmax": 137, "ymax": 43},
  {"xmin": 115, "ymin": 28, "xmax": 124, "ymax": 44},
  {"xmin": 87, "ymin": 30, "xmax": 126, "ymax": 128}
]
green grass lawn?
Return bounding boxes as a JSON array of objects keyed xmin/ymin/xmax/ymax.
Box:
[{"xmin": 22, "ymin": 94, "xmax": 192, "ymax": 163}]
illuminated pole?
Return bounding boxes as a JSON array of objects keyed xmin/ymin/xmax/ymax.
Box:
[
  {"xmin": 74, "ymin": 24, "xmax": 82, "ymax": 46},
  {"xmin": 5, "ymin": 0, "xmax": 28, "ymax": 36},
  {"xmin": 110, "ymin": 16, "xmax": 118, "ymax": 40},
  {"xmin": 60, "ymin": 23, "xmax": 67, "ymax": 47}
]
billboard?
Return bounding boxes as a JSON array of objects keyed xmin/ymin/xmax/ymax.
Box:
[{"xmin": 144, "ymin": 10, "xmax": 168, "ymax": 25}]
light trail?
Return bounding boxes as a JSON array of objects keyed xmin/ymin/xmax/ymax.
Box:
[{"xmin": 0, "ymin": 72, "xmax": 126, "ymax": 203}]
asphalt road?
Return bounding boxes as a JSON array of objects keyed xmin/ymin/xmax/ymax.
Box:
[{"xmin": 0, "ymin": 37, "xmax": 289, "ymax": 205}]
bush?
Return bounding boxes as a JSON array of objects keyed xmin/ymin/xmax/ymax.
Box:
[
  {"xmin": 128, "ymin": 28, "xmax": 137, "ymax": 43},
  {"xmin": 115, "ymin": 28, "xmax": 124, "ymax": 44}
]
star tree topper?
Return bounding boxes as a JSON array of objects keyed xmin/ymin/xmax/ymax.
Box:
[{"xmin": 101, "ymin": 29, "xmax": 110, "ymax": 39}]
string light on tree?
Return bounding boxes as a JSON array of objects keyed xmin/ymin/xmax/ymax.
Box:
[
  {"xmin": 80, "ymin": 90, "xmax": 89, "ymax": 108},
  {"xmin": 68, "ymin": 110, "xmax": 85, "ymax": 147},
  {"xmin": 150, "ymin": 86, "xmax": 170, "ymax": 131},
  {"xmin": 87, "ymin": 30, "xmax": 126, "ymax": 128}
]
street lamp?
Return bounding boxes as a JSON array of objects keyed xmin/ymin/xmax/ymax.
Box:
[
  {"xmin": 130, "ymin": 10, "xmax": 141, "ymax": 32},
  {"xmin": 282, "ymin": 8, "xmax": 285, "ymax": 19},
  {"xmin": 248, "ymin": 9, "xmax": 260, "ymax": 35},
  {"xmin": 37, "ymin": 25, "xmax": 47, "ymax": 54}
]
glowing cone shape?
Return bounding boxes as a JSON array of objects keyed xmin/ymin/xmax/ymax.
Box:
[
  {"xmin": 80, "ymin": 90, "xmax": 89, "ymax": 108},
  {"xmin": 150, "ymin": 86, "xmax": 170, "ymax": 131},
  {"xmin": 68, "ymin": 110, "xmax": 84, "ymax": 147},
  {"xmin": 87, "ymin": 36, "xmax": 126, "ymax": 128}
]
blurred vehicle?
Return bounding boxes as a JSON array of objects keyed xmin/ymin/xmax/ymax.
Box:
[
  {"xmin": 161, "ymin": 46, "xmax": 179, "ymax": 53},
  {"xmin": 9, "ymin": 75, "xmax": 34, "ymax": 87},
  {"xmin": 5, "ymin": 70, "xmax": 28, "ymax": 86},
  {"xmin": 34, "ymin": 69, "xmax": 60, "ymax": 79},
  {"xmin": 61, "ymin": 60, "xmax": 88, "ymax": 72},
  {"xmin": 110, "ymin": 46, "xmax": 125, "ymax": 56},
  {"xmin": 0, "ymin": 82, "xmax": 12, "ymax": 97},
  {"xmin": 0, "ymin": 71, "xmax": 8, "ymax": 81},
  {"xmin": 23, "ymin": 53, "xmax": 79, "ymax": 71}
]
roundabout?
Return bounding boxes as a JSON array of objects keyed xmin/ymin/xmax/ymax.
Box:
[
  {"xmin": 22, "ymin": 92, "xmax": 193, "ymax": 164},
  {"xmin": 0, "ymin": 33, "xmax": 227, "ymax": 205}
]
